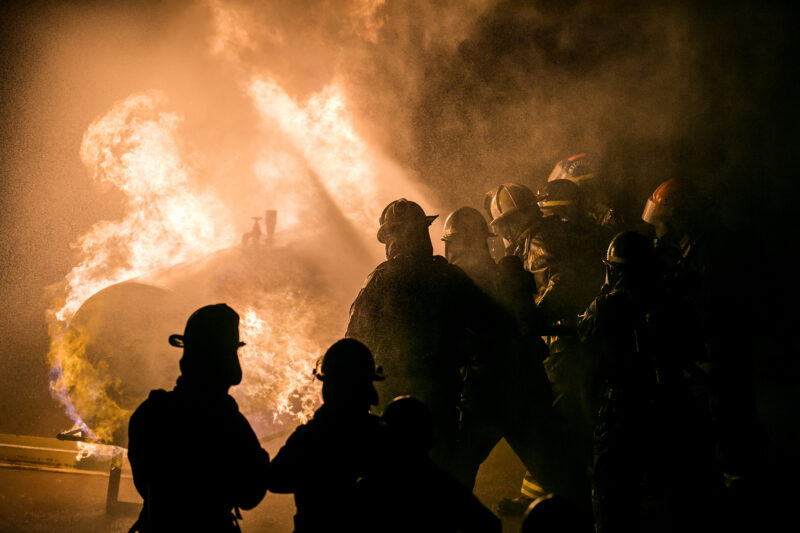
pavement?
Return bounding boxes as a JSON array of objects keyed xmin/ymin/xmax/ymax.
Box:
[{"xmin": 0, "ymin": 434, "xmax": 528, "ymax": 532}]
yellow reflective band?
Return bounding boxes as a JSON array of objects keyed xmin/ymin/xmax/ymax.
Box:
[
  {"xmin": 521, "ymin": 481, "xmax": 547, "ymax": 498},
  {"xmin": 538, "ymin": 200, "xmax": 572, "ymax": 207},
  {"xmin": 522, "ymin": 478, "xmax": 545, "ymax": 492},
  {"xmin": 608, "ymin": 254, "xmax": 628, "ymax": 263},
  {"xmin": 569, "ymin": 172, "xmax": 596, "ymax": 183}
]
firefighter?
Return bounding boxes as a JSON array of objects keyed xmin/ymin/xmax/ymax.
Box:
[
  {"xmin": 546, "ymin": 152, "xmax": 627, "ymax": 230},
  {"xmin": 127, "ymin": 304, "xmax": 270, "ymax": 533},
  {"xmin": 441, "ymin": 206, "xmax": 559, "ymax": 492},
  {"xmin": 354, "ymin": 395, "xmax": 502, "ymax": 533},
  {"xmin": 579, "ymin": 231, "xmax": 715, "ymax": 533},
  {"xmin": 642, "ymin": 178, "xmax": 765, "ymax": 528},
  {"xmin": 484, "ymin": 183, "xmax": 596, "ymax": 514},
  {"xmin": 346, "ymin": 198, "xmax": 495, "ymax": 476},
  {"xmin": 441, "ymin": 206, "xmax": 499, "ymax": 295},
  {"xmin": 485, "ymin": 182, "xmax": 603, "ymax": 323},
  {"xmin": 268, "ymin": 338, "xmax": 385, "ymax": 532}
]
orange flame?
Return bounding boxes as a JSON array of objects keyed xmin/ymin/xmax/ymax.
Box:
[
  {"xmin": 48, "ymin": 91, "xmax": 236, "ymax": 443},
  {"xmin": 248, "ymin": 77, "xmax": 381, "ymax": 232}
]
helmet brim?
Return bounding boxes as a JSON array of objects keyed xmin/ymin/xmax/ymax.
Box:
[
  {"xmin": 168, "ymin": 334, "xmax": 245, "ymax": 349},
  {"xmin": 377, "ymin": 215, "xmax": 438, "ymax": 243}
]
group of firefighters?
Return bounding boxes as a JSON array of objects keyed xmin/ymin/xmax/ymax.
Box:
[
  {"xmin": 126, "ymin": 153, "xmax": 767, "ymax": 532},
  {"xmin": 345, "ymin": 152, "xmax": 764, "ymax": 532}
]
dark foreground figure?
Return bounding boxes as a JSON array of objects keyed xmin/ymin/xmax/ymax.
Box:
[
  {"xmin": 355, "ymin": 395, "xmax": 501, "ymax": 533},
  {"xmin": 127, "ymin": 303, "xmax": 270, "ymax": 533},
  {"xmin": 579, "ymin": 232, "xmax": 716, "ymax": 533},
  {"xmin": 440, "ymin": 207, "xmax": 567, "ymax": 498},
  {"xmin": 268, "ymin": 338, "xmax": 384, "ymax": 533},
  {"xmin": 521, "ymin": 493, "xmax": 593, "ymax": 533}
]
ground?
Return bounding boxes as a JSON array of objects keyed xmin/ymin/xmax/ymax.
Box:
[{"xmin": 0, "ymin": 436, "xmax": 527, "ymax": 532}]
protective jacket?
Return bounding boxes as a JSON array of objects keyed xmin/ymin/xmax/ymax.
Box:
[
  {"xmin": 346, "ymin": 252, "xmax": 496, "ymax": 472},
  {"xmin": 268, "ymin": 404, "xmax": 383, "ymax": 532},
  {"xmin": 128, "ymin": 380, "xmax": 269, "ymax": 533},
  {"xmin": 579, "ymin": 282, "xmax": 713, "ymax": 533}
]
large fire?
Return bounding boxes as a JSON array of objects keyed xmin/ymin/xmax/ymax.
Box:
[
  {"xmin": 46, "ymin": 1, "xmax": 439, "ymax": 452},
  {"xmin": 47, "ymin": 79, "xmax": 389, "ymax": 448}
]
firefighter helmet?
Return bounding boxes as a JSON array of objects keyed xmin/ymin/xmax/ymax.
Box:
[
  {"xmin": 536, "ymin": 179, "xmax": 583, "ymax": 218},
  {"xmin": 381, "ymin": 395, "xmax": 436, "ymax": 452},
  {"xmin": 604, "ymin": 231, "xmax": 657, "ymax": 269},
  {"xmin": 483, "ymin": 183, "xmax": 539, "ymax": 231},
  {"xmin": 313, "ymin": 338, "xmax": 385, "ymax": 384},
  {"xmin": 441, "ymin": 206, "xmax": 495, "ymax": 243},
  {"xmin": 170, "ymin": 303, "xmax": 245, "ymax": 386},
  {"xmin": 547, "ymin": 153, "xmax": 596, "ymax": 184},
  {"xmin": 641, "ymin": 178, "xmax": 698, "ymax": 226},
  {"xmin": 377, "ymin": 198, "xmax": 438, "ymax": 244}
]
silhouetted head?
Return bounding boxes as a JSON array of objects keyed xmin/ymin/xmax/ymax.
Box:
[
  {"xmin": 377, "ymin": 198, "xmax": 437, "ymax": 259},
  {"xmin": 314, "ymin": 338, "xmax": 384, "ymax": 408},
  {"xmin": 441, "ymin": 206, "xmax": 495, "ymax": 264},
  {"xmin": 170, "ymin": 303, "xmax": 245, "ymax": 391},
  {"xmin": 603, "ymin": 231, "xmax": 661, "ymax": 290},
  {"xmin": 380, "ymin": 395, "xmax": 436, "ymax": 456},
  {"xmin": 522, "ymin": 494, "xmax": 591, "ymax": 533},
  {"xmin": 484, "ymin": 183, "xmax": 541, "ymax": 249}
]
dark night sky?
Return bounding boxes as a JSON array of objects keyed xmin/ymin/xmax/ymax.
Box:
[{"xmin": 1, "ymin": 0, "xmax": 799, "ymax": 437}]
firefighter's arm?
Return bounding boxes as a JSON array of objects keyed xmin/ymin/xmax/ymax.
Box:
[
  {"xmin": 345, "ymin": 267, "xmax": 383, "ymax": 342},
  {"xmin": 266, "ymin": 427, "xmax": 310, "ymax": 494},
  {"xmin": 229, "ymin": 411, "xmax": 271, "ymax": 510}
]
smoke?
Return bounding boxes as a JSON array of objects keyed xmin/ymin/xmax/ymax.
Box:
[{"xmin": 1, "ymin": 0, "xmax": 797, "ymax": 437}]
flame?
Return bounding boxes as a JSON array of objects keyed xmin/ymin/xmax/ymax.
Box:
[
  {"xmin": 235, "ymin": 306, "xmax": 322, "ymax": 430},
  {"xmin": 248, "ymin": 77, "xmax": 381, "ymax": 232},
  {"xmin": 48, "ymin": 4, "xmax": 427, "ymax": 448},
  {"xmin": 47, "ymin": 91, "xmax": 236, "ymax": 442}
]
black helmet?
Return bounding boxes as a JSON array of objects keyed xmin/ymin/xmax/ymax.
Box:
[
  {"xmin": 603, "ymin": 231, "xmax": 660, "ymax": 288},
  {"xmin": 441, "ymin": 206, "xmax": 495, "ymax": 243},
  {"xmin": 313, "ymin": 338, "xmax": 385, "ymax": 384},
  {"xmin": 604, "ymin": 231, "xmax": 655, "ymax": 268},
  {"xmin": 170, "ymin": 303, "xmax": 245, "ymax": 386},
  {"xmin": 536, "ymin": 179, "xmax": 583, "ymax": 218},
  {"xmin": 377, "ymin": 199, "xmax": 438, "ymax": 244},
  {"xmin": 547, "ymin": 152, "xmax": 597, "ymax": 185},
  {"xmin": 381, "ymin": 395, "xmax": 436, "ymax": 452},
  {"xmin": 483, "ymin": 183, "xmax": 539, "ymax": 234}
]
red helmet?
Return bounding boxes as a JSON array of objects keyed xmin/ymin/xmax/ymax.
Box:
[
  {"xmin": 547, "ymin": 153, "xmax": 596, "ymax": 184},
  {"xmin": 641, "ymin": 178, "xmax": 697, "ymax": 225}
]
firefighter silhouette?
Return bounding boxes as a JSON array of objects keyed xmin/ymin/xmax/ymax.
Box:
[
  {"xmin": 268, "ymin": 338, "xmax": 385, "ymax": 533},
  {"xmin": 127, "ymin": 304, "xmax": 269, "ymax": 533}
]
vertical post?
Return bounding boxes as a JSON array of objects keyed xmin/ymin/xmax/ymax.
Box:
[
  {"xmin": 265, "ymin": 210, "xmax": 277, "ymax": 242},
  {"xmin": 106, "ymin": 446, "xmax": 123, "ymax": 513}
]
